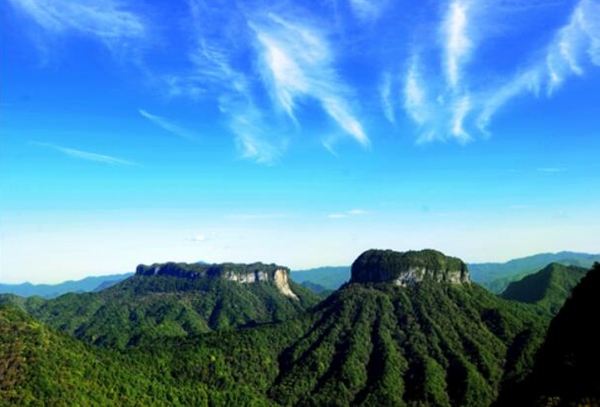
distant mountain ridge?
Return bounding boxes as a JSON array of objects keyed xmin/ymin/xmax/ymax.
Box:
[
  {"xmin": 501, "ymin": 263, "xmax": 588, "ymax": 315},
  {"xmin": 0, "ymin": 273, "xmax": 133, "ymax": 299},
  {"xmin": 469, "ymin": 251, "xmax": 600, "ymax": 293}
]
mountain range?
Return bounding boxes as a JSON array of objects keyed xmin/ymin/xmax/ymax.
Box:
[
  {"xmin": 3, "ymin": 251, "xmax": 597, "ymax": 300},
  {"xmin": 3, "ymin": 248, "xmax": 597, "ymax": 405}
]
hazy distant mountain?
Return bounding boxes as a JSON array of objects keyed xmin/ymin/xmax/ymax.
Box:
[
  {"xmin": 501, "ymin": 263, "xmax": 588, "ymax": 315},
  {"xmin": 291, "ymin": 266, "xmax": 350, "ymax": 290},
  {"xmin": 0, "ymin": 273, "xmax": 133, "ymax": 299},
  {"xmin": 8, "ymin": 261, "xmax": 320, "ymax": 349},
  {"xmin": 468, "ymin": 252, "xmax": 600, "ymax": 294}
]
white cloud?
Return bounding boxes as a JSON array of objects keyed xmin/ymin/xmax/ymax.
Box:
[
  {"xmin": 476, "ymin": 68, "xmax": 542, "ymax": 134},
  {"xmin": 349, "ymin": 0, "xmax": 388, "ymax": 22},
  {"xmin": 537, "ymin": 167, "xmax": 567, "ymax": 173},
  {"xmin": 189, "ymin": 234, "xmax": 207, "ymax": 242},
  {"xmin": 33, "ymin": 142, "xmax": 136, "ymax": 166},
  {"xmin": 443, "ymin": 1, "xmax": 472, "ymax": 90},
  {"xmin": 450, "ymin": 95, "xmax": 472, "ymax": 142},
  {"xmin": 380, "ymin": 73, "xmax": 395, "ymax": 123},
  {"xmin": 328, "ymin": 209, "xmax": 368, "ymax": 218},
  {"xmin": 403, "ymin": 57, "xmax": 430, "ymax": 126},
  {"xmin": 139, "ymin": 109, "xmax": 197, "ymax": 140},
  {"xmin": 250, "ymin": 13, "xmax": 369, "ymax": 147},
  {"xmin": 478, "ymin": 0, "xmax": 600, "ymax": 131},
  {"xmin": 7, "ymin": 0, "xmax": 146, "ymax": 49}
]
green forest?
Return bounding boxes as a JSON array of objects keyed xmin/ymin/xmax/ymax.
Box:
[{"xmin": 1, "ymin": 250, "xmax": 599, "ymax": 406}]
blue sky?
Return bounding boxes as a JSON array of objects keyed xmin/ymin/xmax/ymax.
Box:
[{"xmin": 2, "ymin": 0, "xmax": 600, "ymax": 283}]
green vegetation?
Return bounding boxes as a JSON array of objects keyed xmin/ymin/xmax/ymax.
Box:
[
  {"xmin": 501, "ymin": 263, "xmax": 587, "ymax": 316},
  {"xmin": 350, "ymin": 249, "xmax": 469, "ymax": 284},
  {"xmin": 2, "ymin": 250, "xmax": 579, "ymax": 406},
  {"xmin": 497, "ymin": 263, "xmax": 600, "ymax": 406},
  {"xmin": 1, "ymin": 263, "xmax": 320, "ymax": 349},
  {"xmin": 468, "ymin": 252, "xmax": 600, "ymax": 294}
]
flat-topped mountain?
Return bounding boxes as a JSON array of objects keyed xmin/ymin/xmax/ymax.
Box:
[
  {"xmin": 1, "ymin": 261, "xmax": 319, "ymax": 349},
  {"xmin": 136, "ymin": 261, "xmax": 298, "ymax": 299},
  {"xmin": 350, "ymin": 249, "xmax": 471, "ymax": 285}
]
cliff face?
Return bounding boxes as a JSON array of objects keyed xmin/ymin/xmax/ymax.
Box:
[
  {"xmin": 350, "ymin": 249, "xmax": 470, "ymax": 286},
  {"xmin": 135, "ymin": 262, "xmax": 298, "ymax": 299}
]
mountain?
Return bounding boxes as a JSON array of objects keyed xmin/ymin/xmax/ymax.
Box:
[
  {"xmin": 468, "ymin": 252, "xmax": 600, "ymax": 294},
  {"xmin": 0, "ymin": 249, "xmax": 552, "ymax": 406},
  {"xmin": 260, "ymin": 249, "xmax": 545, "ymax": 406},
  {"xmin": 501, "ymin": 263, "xmax": 588, "ymax": 315},
  {"xmin": 291, "ymin": 266, "xmax": 350, "ymax": 291},
  {"xmin": 5, "ymin": 261, "xmax": 320, "ymax": 349},
  {"xmin": 497, "ymin": 262, "xmax": 600, "ymax": 406},
  {"xmin": 0, "ymin": 273, "xmax": 133, "ymax": 299}
]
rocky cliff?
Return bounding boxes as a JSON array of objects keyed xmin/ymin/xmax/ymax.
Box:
[
  {"xmin": 350, "ymin": 249, "xmax": 470, "ymax": 286},
  {"xmin": 136, "ymin": 262, "xmax": 298, "ymax": 299}
]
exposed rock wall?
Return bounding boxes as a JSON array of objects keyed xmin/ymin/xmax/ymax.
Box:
[
  {"xmin": 135, "ymin": 262, "xmax": 299, "ymax": 299},
  {"xmin": 350, "ymin": 249, "xmax": 470, "ymax": 286}
]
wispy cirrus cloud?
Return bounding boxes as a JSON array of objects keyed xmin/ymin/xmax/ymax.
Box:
[
  {"xmin": 328, "ymin": 208, "xmax": 369, "ymax": 218},
  {"xmin": 349, "ymin": 0, "xmax": 388, "ymax": 22},
  {"xmin": 33, "ymin": 142, "xmax": 137, "ymax": 166},
  {"xmin": 397, "ymin": 0, "xmax": 600, "ymax": 142},
  {"xmin": 6, "ymin": 0, "xmax": 147, "ymax": 50},
  {"xmin": 170, "ymin": 0, "xmax": 287, "ymax": 164},
  {"xmin": 250, "ymin": 13, "xmax": 369, "ymax": 147},
  {"xmin": 189, "ymin": 234, "xmax": 207, "ymax": 243},
  {"xmin": 138, "ymin": 109, "xmax": 198, "ymax": 141},
  {"xmin": 537, "ymin": 167, "xmax": 567, "ymax": 173},
  {"xmin": 477, "ymin": 0, "xmax": 600, "ymax": 132},
  {"xmin": 443, "ymin": 1, "xmax": 472, "ymax": 90}
]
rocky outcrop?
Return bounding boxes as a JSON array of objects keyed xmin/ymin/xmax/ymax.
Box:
[
  {"xmin": 135, "ymin": 262, "xmax": 299, "ymax": 299},
  {"xmin": 350, "ymin": 249, "xmax": 470, "ymax": 286}
]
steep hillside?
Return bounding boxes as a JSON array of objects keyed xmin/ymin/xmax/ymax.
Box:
[
  {"xmin": 14, "ymin": 262, "xmax": 320, "ymax": 349},
  {"xmin": 469, "ymin": 252, "xmax": 600, "ymax": 294},
  {"xmin": 501, "ymin": 263, "xmax": 587, "ymax": 315},
  {"xmin": 261, "ymin": 250, "xmax": 544, "ymax": 406},
  {"xmin": 497, "ymin": 262, "xmax": 600, "ymax": 406}
]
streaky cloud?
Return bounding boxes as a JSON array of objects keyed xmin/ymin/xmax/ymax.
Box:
[
  {"xmin": 450, "ymin": 95, "xmax": 472, "ymax": 142},
  {"xmin": 138, "ymin": 109, "xmax": 198, "ymax": 140},
  {"xmin": 404, "ymin": 57, "xmax": 430, "ymax": 126},
  {"xmin": 380, "ymin": 73, "xmax": 395, "ymax": 124},
  {"xmin": 443, "ymin": 1, "xmax": 472, "ymax": 90},
  {"xmin": 251, "ymin": 13, "xmax": 369, "ymax": 147},
  {"xmin": 479, "ymin": 0, "xmax": 600, "ymax": 131},
  {"xmin": 33, "ymin": 142, "xmax": 137, "ymax": 166},
  {"xmin": 349, "ymin": 0, "xmax": 388, "ymax": 22},
  {"xmin": 7, "ymin": 0, "xmax": 146, "ymax": 49}
]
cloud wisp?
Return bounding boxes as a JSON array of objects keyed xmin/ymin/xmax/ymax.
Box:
[
  {"xmin": 396, "ymin": 0, "xmax": 600, "ymax": 142},
  {"xmin": 7, "ymin": 0, "xmax": 147, "ymax": 50},
  {"xmin": 443, "ymin": 1, "xmax": 472, "ymax": 91},
  {"xmin": 139, "ymin": 109, "xmax": 198, "ymax": 141},
  {"xmin": 33, "ymin": 142, "xmax": 136, "ymax": 166},
  {"xmin": 328, "ymin": 208, "xmax": 369, "ymax": 218},
  {"xmin": 250, "ymin": 13, "xmax": 369, "ymax": 147}
]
